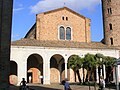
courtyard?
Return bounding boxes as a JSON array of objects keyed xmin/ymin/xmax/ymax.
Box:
[{"xmin": 10, "ymin": 83, "xmax": 116, "ymax": 90}]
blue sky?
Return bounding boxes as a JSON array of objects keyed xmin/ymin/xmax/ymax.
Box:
[{"xmin": 12, "ymin": 0, "xmax": 103, "ymax": 42}]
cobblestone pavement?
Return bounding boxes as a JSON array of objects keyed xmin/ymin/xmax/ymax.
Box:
[{"xmin": 10, "ymin": 83, "xmax": 116, "ymax": 90}]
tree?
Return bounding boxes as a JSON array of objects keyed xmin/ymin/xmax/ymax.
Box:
[
  {"xmin": 68, "ymin": 55, "xmax": 83, "ymax": 83},
  {"xmin": 95, "ymin": 53, "xmax": 116, "ymax": 83},
  {"xmin": 104, "ymin": 56, "xmax": 116, "ymax": 83},
  {"xmin": 84, "ymin": 53, "xmax": 96, "ymax": 81}
]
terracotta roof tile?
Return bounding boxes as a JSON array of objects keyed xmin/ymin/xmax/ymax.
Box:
[{"xmin": 11, "ymin": 38, "xmax": 116, "ymax": 49}]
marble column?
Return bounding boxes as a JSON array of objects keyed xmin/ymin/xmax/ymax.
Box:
[{"xmin": 0, "ymin": 0, "xmax": 13, "ymax": 90}]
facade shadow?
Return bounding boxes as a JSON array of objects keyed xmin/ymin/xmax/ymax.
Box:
[{"xmin": 9, "ymin": 85, "xmax": 62, "ymax": 90}]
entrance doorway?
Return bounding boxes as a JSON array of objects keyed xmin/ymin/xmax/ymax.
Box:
[{"xmin": 27, "ymin": 72, "xmax": 32, "ymax": 83}]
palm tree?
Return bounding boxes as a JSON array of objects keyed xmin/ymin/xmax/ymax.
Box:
[
  {"xmin": 104, "ymin": 56, "xmax": 116, "ymax": 83},
  {"xmin": 95, "ymin": 53, "xmax": 105, "ymax": 85},
  {"xmin": 68, "ymin": 55, "xmax": 83, "ymax": 83},
  {"xmin": 84, "ymin": 53, "xmax": 96, "ymax": 81},
  {"xmin": 95, "ymin": 53, "xmax": 116, "ymax": 83}
]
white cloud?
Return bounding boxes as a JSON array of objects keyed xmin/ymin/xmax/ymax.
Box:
[
  {"xmin": 13, "ymin": 4, "xmax": 24, "ymax": 12},
  {"xmin": 30, "ymin": 0, "xmax": 101, "ymax": 14},
  {"xmin": 13, "ymin": 7, "xmax": 24, "ymax": 12}
]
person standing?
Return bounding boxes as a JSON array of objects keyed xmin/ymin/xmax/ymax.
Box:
[{"xmin": 100, "ymin": 76, "xmax": 105, "ymax": 90}]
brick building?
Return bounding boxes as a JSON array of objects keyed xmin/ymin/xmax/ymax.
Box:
[
  {"xmin": 10, "ymin": 7, "xmax": 119, "ymax": 85},
  {"xmin": 102, "ymin": 0, "xmax": 120, "ymax": 47}
]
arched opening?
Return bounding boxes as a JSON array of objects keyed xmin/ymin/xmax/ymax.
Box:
[
  {"xmin": 66, "ymin": 27, "xmax": 71, "ymax": 40},
  {"xmin": 27, "ymin": 54, "xmax": 43, "ymax": 84},
  {"xmin": 110, "ymin": 37, "xmax": 113, "ymax": 45},
  {"xmin": 50, "ymin": 54, "xmax": 64, "ymax": 83},
  {"xmin": 109, "ymin": 23, "xmax": 112, "ymax": 30},
  {"xmin": 59, "ymin": 26, "xmax": 65, "ymax": 40},
  {"xmin": 9, "ymin": 61, "xmax": 18, "ymax": 85}
]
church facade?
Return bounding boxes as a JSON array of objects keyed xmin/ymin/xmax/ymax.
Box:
[{"xmin": 10, "ymin": 7, "xmax": 120, "ymax": 85}]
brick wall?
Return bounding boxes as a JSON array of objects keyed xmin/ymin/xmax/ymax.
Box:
[
  {"xmin": 36, "ymin": 7, "xmax": 91, "ymax": 43},
  {"xmin": 102, "ymin": 0, "xmax": 120, "ymax": 46}
]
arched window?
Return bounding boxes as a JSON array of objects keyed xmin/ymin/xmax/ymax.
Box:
[
  {"xmin": 66, "ymin": 27, "xmax": 71, "ymax": 40},
  {"xmin": 59, "ymin": 26, "xmax": 65, "ymax": 40},
  {"xmin": 110, "ymin": 38, "xmax": 113, "ymax": 45},
  {"xmin": 107, "ymin": 8, "xmax": 112, "ymax": 14},
  {"xmin": 109, "ymin": 23, "xmax": 112, "ymax": 30}
]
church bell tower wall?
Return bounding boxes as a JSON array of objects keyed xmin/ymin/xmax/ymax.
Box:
[{"xmin": 102, "ymin": 0, "xmax": 120, "ymax": 46}]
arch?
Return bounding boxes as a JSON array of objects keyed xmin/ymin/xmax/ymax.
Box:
[
  {"xmin": 9, "ymin": 61, "xmax": 18, "ymax": 85},
  {"xmin": 109, "ymin": 23, "xmax": 112, "ymax": 30},
  {"xmin": 27, "ymin": 54, "xmax": 43, "ymax": 84},
  {"xmin": 110, "ymin": 37, "xmax": 113, "ymax": 45},
  {"xmin": 50, "ymin": 54, "xmax": 65, "ymax": 83},
  {"xmin": 59, "ymin": 26, "xmax": 65, "ymax": 40},
  {"xmin": 66, "ymin": 27, "xmax": 71, "ymax": 40}
]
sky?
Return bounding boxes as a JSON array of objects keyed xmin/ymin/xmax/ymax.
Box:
[{"xmin": 12, "ymin": 0, "xmax": 103, "ymax": 42}]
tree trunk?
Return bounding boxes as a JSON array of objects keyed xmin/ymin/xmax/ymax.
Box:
[
  {"xmin": 74, "ymin": 71, "xmax": 77, "ymax": 82},
  {"xmin": 88, "ymin": 71, "xmax": 91, "ymax": 81},
  {"xmin": 76, "ymin": 70, "xmax": 81, "ymax": 83},
  {"xmin": 83, "ymin": 67, "xmax": 85, "ymax": 83}
]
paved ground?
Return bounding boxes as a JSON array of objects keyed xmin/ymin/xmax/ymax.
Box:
[{"xmin": 10, "ymin": 83, "xmax": 116, "ymax": 90}]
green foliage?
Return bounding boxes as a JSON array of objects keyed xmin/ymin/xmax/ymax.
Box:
[
  {"xmin": 95, "ymin": 53, "xmax": 105, "ymax": 67},
  {"xmin": 68, "ymin": 55, "xmax": 83, "ymax": 71},
  {"xmin": 68, "ymin": 53, "xmax": 116, "ymax": 82},
  {"xmin": 84, "ymin": 53, "xmax": 96, "ymax": 70},
  {"xmin": 104, "ymin": 56, "xmax": 116, "ymax": 68}
]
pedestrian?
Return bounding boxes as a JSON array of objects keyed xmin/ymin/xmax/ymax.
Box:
[
  {"xmin": 64, "ymin": 79, "xmax": 72, "ymax": 90},
  {"xmin": 100, "ymin": 76, "xmax": 105, "ymax": 90},
  {"xmin": 20, "ymin": 78, "xmax": 27, "ymax": 86},
  {"xmin": 19, "ymin": 78, "xmax": 28, "ymax": 90}
]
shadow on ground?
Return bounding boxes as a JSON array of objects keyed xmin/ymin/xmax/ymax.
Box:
[{"xmin": 9, "ymin": 84, "xmax": 62, "ymax": 90}]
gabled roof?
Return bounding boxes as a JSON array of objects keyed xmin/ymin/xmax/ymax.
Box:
[
  {"xmin": 24, "ymin": 23, "xmax": 36, "ymax": 38},
  {"xmin": 37, "ymin": 7, "xmax": 89, "ymax": 20}
]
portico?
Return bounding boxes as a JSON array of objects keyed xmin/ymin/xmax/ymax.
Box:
[{"xmin": 10, "ymin": 40, "xmax": 119, "ymax": 85}]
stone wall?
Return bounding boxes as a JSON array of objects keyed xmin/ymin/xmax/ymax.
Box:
[{"xmin": 0, "ymin": 0, "xmax": 13, "ymax": 90}]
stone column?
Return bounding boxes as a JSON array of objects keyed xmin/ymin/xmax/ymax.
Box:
[
  {"xmin": 43, "ymin": 60, "xmax": 50, "ymax": 84},
  {"xmin": 0, "ymin": 0, "xmax": 13, "ymax": 90},
  {"xmin": 96, "ymin": 67, "xmax": 99, "ymax": 83},
  {"xmin": 17, "ymin": 60, "xmax": 27, "ymax": 85},
  {"xmin": 65, "ymin": 59, "xmax": 68, "ymax": 79},
  {"xmin": 103, "ymin": 65, "xmax": 106, "ymax": 79}
]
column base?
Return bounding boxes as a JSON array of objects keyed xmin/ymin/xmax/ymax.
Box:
[{"xmin": 43, "ymin": 80, "xmax": 50, "ymax": 85}]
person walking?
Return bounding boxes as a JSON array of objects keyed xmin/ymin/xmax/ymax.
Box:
[
  {"xmin": 63, "ymin": 79, "xmax": 71, "ymax": 90},
  {"xmin": 19, "ymin": 78, "xmax": 29, "ymax": 90}
]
